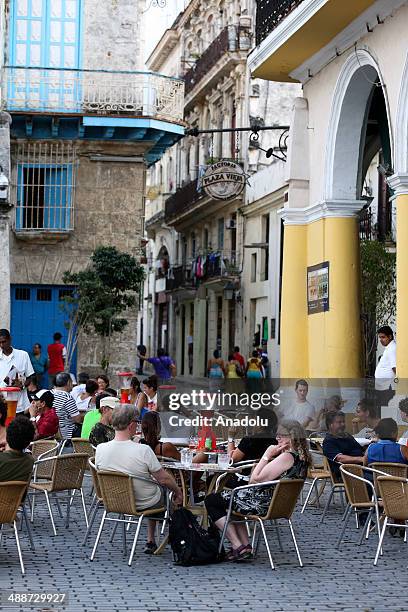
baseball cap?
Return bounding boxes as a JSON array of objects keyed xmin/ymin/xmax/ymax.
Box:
[
  {"xmin": 33, "ymin": 389, "xmax": 54, "ymax": 406},
  {"xmin": 99, "ymin": 396, "xmax": 120, "ymax": 409}
]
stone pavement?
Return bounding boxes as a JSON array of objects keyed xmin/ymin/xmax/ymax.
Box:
[{"xmin": 0, "ymin": 482, "xmax": 405, "ymax": 612}]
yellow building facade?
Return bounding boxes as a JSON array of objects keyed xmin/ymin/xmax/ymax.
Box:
[{"xmin": 249, "ymin": 0, "xmax": 408, "ymax": 381}]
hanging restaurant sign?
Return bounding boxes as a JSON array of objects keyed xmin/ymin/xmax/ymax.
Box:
[{"xmin": 200, "ymin": 160, "xmax": 247, "ymax": 201}]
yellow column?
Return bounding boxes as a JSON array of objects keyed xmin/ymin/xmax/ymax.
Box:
[
  {"xmin": 396, "ymin": 194, "xmax": 408, "ymax": 379},
  {"xmin": 280, "ymin": 223, "xmax": 308, "ymax": 378},
  {"xmin": 307, "ymin": 217, "xmax": 362, "ymax": 379}
]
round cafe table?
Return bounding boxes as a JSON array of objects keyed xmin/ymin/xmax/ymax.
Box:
[{"xmin": 160, "ymin": 460, "xmax": 247, "ymax": 526}]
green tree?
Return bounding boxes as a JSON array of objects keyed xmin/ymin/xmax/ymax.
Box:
[
  {"xmin": 61, "ymin": 246, "xmax": 145, "ymax": 372},
  {"xmin": 360, "ymin": 240, "xmax": 396, "ymax": 376}
]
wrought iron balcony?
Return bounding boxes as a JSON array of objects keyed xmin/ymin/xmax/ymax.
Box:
[
  {"xmin": 2, "ymin": 66, "xmax": 184, "ymax": 124},
  {"xmin": 165, "ymin": 264, "xmax": 195, "ymax": 290},
  {"xmin": 184, "ymin": 25, "xmax": 251, "ymax": 96},
  {"xmin": 164, "ymin": 178, "xmax": 204, "ymax": 223},
  {"xmin": 255, "ymin": 0, "xmax": 305, "ymax": 46},
  {"xmin": 203, "ymin": 250, "xmax": 240, "ymax": 279}
]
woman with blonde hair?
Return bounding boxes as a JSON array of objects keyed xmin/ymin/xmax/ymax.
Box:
[{"xmin": 205, "ymin": 420, "xmax": 311, "ymax": 561}]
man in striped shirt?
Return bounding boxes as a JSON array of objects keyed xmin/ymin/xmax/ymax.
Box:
[{"xmin": 52, "ymin": 372, "xmax": 81, "ymax": 440}]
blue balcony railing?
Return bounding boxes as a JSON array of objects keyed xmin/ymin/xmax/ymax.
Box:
[{"xmin": 2, "ymin": 66, "xmax": 184, "ymax": 124}]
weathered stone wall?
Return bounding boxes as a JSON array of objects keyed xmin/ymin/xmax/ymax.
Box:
[
  {"xmin": 83, "ymin": 0, "xmax": 145, "ymax": 72},
  {"xmin": 9, "ymin": 140, "xmax": 146, "ymax": 377}
]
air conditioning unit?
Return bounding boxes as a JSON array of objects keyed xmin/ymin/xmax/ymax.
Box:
[{"xmin": 225, "ymin": 219, "xmax": 236, "ymax": 230}]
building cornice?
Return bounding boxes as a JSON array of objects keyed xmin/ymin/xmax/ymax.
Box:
[
  {"xmin": 388, "ymin": 173, "xmax": 408, "ymax": 199},
  {"xmin": 145, "ymin": 29, "xmax": 179, "ymax": 72},
  {"xmin": 248, "ymin": 0, "xmax": 326, "ymax": 78},
  {"xmin": 278, "ymin": 199, "xmax": 366, "ymax": 225},
  {"xmin": 242, "ymin": 187, "xmax": 287, "ymax": 217},
  {"xmin": 290, "ymin": 0, "xmax": 406, "ymax": 84}
]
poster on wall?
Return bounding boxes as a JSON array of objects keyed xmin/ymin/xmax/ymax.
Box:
[{"xmin": 307, "ymin": 261, "xmax": 329, "ymax": 314}]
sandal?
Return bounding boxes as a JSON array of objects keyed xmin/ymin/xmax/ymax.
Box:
[
  {"xmin": 225, "ymin": 549, "xmax": 236, "ymax": 562},
  {"xmin": 144, "ymin": 541, "xmax": 157, "ymax": 554},
  {"xmin": 235, "ymin": 544, "xmax": 253, "ymax": 562},
  {"xmin": 224, "ymin": 544, "xmax": 253, "ymax": 562}
]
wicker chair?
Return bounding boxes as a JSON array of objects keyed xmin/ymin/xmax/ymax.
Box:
[
  {"xmin": 374, "ymin": 475, "xmax": 408, "ymax": 566},
  {"xmin": 320, "ymin": 457, "xmax": 346, "ymax": 523},
  {"xmin": 0, "ymin": 481, "xmax": 31, "ymax": 575},
  {"xmin": 82, "ymin": 459, "xmax": 104, "ymax": 546},
  {"xmin": 301, "ymin": 451, "xmax": 331, "ymax": 513},
  {"xmin": 71, "ymin": 438, "xmax": 95, "ymax": 459},
  {"xmin": 29, "ymin": 453, "xmax": 89, "ymax": 535},
  {"xmin": 90, "ymin": 469, "xmax": 167, "ymax": 566},
  {"xmin": 30, "ymin": 440, "xmax": 59, "ymax": 482},
  {"xmin": 337, "ymin": 465, "xmax": 381, "ymax": 549},
  {"xmin": 218, "ymin": 478, "xmax": 305, "ymax": 571},
  {"xmin": 370, "ymin": 462, "xmax": 408, "ymax": 496}
]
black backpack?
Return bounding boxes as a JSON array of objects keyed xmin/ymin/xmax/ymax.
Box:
[{"xmin": 168, "ymin": 507, "xmax": 224, "ymax": 566}]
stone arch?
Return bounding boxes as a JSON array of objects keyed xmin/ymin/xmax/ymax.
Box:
[
  {"xmin": 394, "ymin": 51, "xmax": 408, "ymax": 175},
  {"xmin": 324, "ymin": 48, "xmax": 393, "ymax": 201}
]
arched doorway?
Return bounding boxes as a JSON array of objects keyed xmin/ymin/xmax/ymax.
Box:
[{"xmin": 325, "ymin": 49, "xmax": 394, "ymax": 378}]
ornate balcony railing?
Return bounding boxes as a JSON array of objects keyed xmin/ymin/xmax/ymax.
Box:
[
  {"xmin": 166, "ymin": 264, "xmax": 195, "ymax": 290},
  {"xmin": 204, "ymin": 250, "xmax": 240, "ymax": 278},
  {"xmin": 164, "ymin": 178, "xmax": 204, "ymax": 222},
  {"xmin": 184, "ymin": 25, "xmax": 251, "ymax": 96},
  {"xmin": 255, "ymin": 0, "xmax": 305, "ymax": 46},
  {"xmin": 2, "ymin": 66, "xmax": 184, "ymax": 123}
]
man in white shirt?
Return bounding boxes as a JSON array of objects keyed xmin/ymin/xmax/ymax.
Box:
[
  {"xmin": 0, "ymin": 329, "xmax": 34, "ymax": 413},
  {"xmin": 374, "ymin": 325, "xmax": 397, "ymax": 411},
  {"xmin": 95, "ymin": 405, "xmax": 182, "ymax": 554},
  {"xmin": 375, "ymin": 325, "xmax": 396, "ymax": 385},
  {"xmin": 279, "ymin": 379, "xmax": 315, "ymax": 429},
  {"xmin": 70, "ymin": 372, "xmax": 90, "ymax": 402}
]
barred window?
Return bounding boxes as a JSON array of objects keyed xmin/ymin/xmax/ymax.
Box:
[{"xmin": 12, "ymin": 142, "xmax": 77, "ymax": 231}]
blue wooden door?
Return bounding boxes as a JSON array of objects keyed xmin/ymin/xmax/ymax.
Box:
[
  {"xmin": 10, "ymin": 285, "xmax": 77, "ymax": 379},
  {"xmin": 9, "ymin": 0, "xmax": 82, "ymax": 111}
]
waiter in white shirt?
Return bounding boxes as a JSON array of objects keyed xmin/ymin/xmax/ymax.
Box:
[
  {"xmin": 375, "ymin": 325, "xmax": 396, "ymax": 407},
  {"xmin": 0, "ymin": 329, "xmax": 34, "ymax": 413}
]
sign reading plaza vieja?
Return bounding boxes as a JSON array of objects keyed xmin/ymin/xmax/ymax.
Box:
[{"xmin": 200, "ymin": 160, "xmax": 248, "ymax": 200}]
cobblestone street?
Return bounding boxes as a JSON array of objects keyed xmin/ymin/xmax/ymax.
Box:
[{"xmin": 0, "ymin": 482, "xmax": 404, "ymax": 612}]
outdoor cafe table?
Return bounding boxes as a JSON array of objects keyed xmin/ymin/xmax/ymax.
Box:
[
  {"xmin": 150, "ymin": 461, "xmax": 247, "ymax": 553},
  {"xmin": 160, "ymin": 461, "xmax": 247, "ymax": 526}
]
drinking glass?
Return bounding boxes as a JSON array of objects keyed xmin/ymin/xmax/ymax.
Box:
[
  {"xmin": 218, "ymin": 453, "xmax": 231, "ymax": 470},
  {"xmin": 180, "ymin": 448, "xmax": 193, "ymax": 467}
]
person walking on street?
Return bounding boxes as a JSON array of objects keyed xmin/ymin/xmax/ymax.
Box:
[
  {"xmin": 207, "ymin": 350, "xmax": 225, "ymax": 379},
  {"xmin": 245, "ymin": 350, "xmax": 264, "ymax": 379},
  {"xmin": 29, "ymin": 343, "xmax": 48, "ymax": 387},
  {"xmin": 137, "ymin": 344, "xmax": 146, "ymax": 375},
  {"xmin": 47, "ymin": 332, "xmax": 67, "ymax": 387},
  {"xmin": 207, "ymin": 350, "xmax": 225, "ymax": 391},
  {"xmin": 138, "ymin": 347, "xmax": 176, "ymax": 383},
  {"xmin": 232, "ymin": 346, "xmax": 245, "ymax": 372}
]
